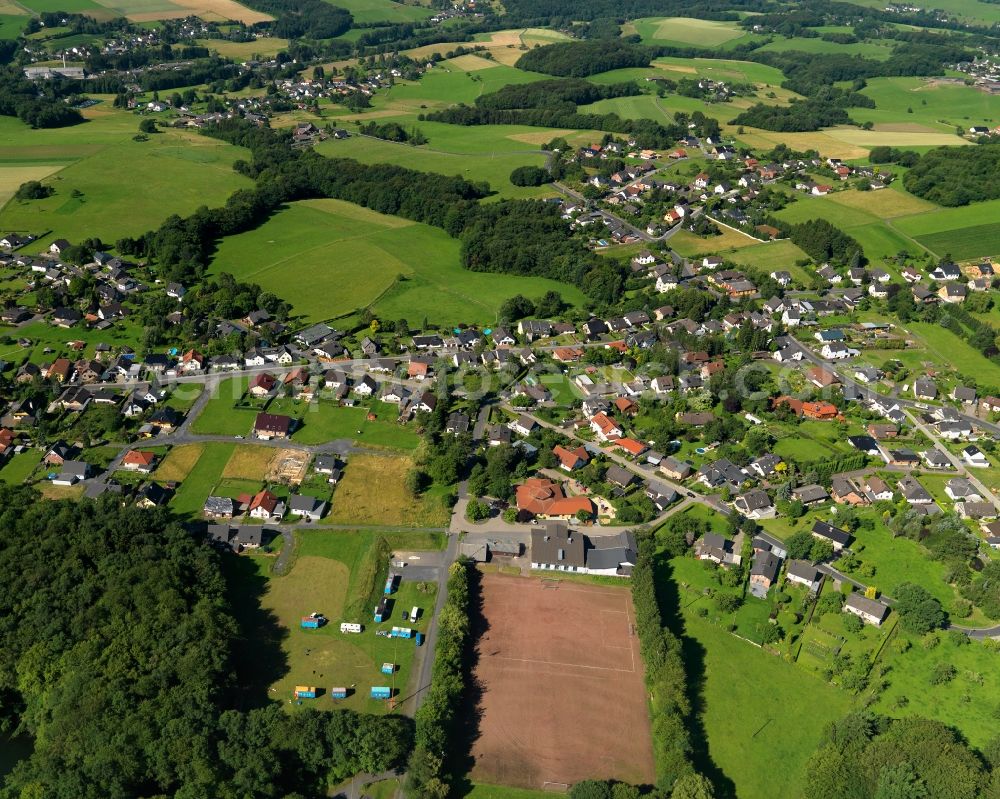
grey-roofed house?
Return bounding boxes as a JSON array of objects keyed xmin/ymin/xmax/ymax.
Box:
[
  {"xmin": 531, "ymin": 522, "xmax": 586, "ymax": 572},
  {"xmin": 793, "ymin": 484, "xmax": 829, "ymax": 505},
  {"xmin": 811, "ymin": 520, "xmax": 851, "ymax": 551},
  {"xmin": 844, "ymin": 593, "xmax": 890, "ymax": 626},
  {"xmin": 733, "ymin": 488, "xmax": 774, "ymax": 519},
  {"xmin": 697, "ymin": 533, "xmax": 739, "ymax": 567},
  {"xmin": 203, "ymin": 496, "xmax": 235, "ymax": 519},
  {"xmin": 289, "ymin": 494, "xmax": 327, "ymax": 521},
  {"xmin": 785, "ymin": 559, "xmax": 822, "ymax": 592},
  {"xmin": 749, "ymin": 551, "xmax": 781, "ymax": 598},
  {"xmin": 606, "ymin": 464, "xmax": 639, "ymax": 490},
  {"xmin": 586, "ymin": 531, "xmax": 638, "ymax": 577}
]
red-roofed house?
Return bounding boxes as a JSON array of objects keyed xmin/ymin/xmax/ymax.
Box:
[
  {"xmin": 121, "ymin": 449, "xmax": 157, "ymax": 473},
  {"xmin": 553, "ymin": 444, "xmax": 590, "ymax": 471},
  {"xmin": 590, "ymin": 413, "xmax": 623, "ymax": 442}
]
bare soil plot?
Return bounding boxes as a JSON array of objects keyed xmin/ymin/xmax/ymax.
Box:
[
  {"xmin": 469, "ymin": 573, "xmax": 655, "ymax": 789},
  {"xmin": 266, "ymin": 448, "xmax": 309, "ymax": 485}
]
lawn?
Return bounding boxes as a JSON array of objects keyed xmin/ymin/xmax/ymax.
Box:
[
  {"xmin": 0, "ymin": 449, "xmax": 41, "ymax": 484},
  {"xmin": 209, "ymin": 198, "xmax": 586, "ymax": 326},
  {"xmin": 271, "ymin": 398, "xmax": 421, "ymax": 450},
  {"xmin": 315, "ymin": 126, "xmax": 558, "ymax": 200},
  {"xmin": 667, "ymin": 558, "xmax": 854, "ymax": 799},
  {"xmin": 0, "ymin": 109, "xmax": 251, "ymax": 247},
  {"xmin": 668, "ymin": 226, "xmax": 760, "ymax": 256},
  {"xmin": 906, "ymin": 322, "xmax": 1000, "ymax": 387},
  {"xmin": 326, "ymin": 453, "xmax": 451, "ymax": 527},
  {"xmin": 189, "ymin": 377, "xmax": 256, "ymax": 436},
  {"xmin": 168, "ymin": 442, "xmax": 235, "ymax": 516}
]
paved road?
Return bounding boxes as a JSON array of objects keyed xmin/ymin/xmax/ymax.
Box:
[
  {"xmin": 904, "ymin": 408, "xmax": 1000, "ymax": 511},
  {"xmin": 552, "ymin": 180, "xmax": 695, "ymax": 244}
]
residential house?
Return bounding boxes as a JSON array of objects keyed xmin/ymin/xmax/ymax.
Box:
[
  {"xmin": 963, "ymin": 445, "xmax": 990, "ymax": 468},
  {"xmin": 289, "ymin": 494, "xmax": 326, "ymax": 521},
  {"xmin": 734, "ymin": 488, "xmax": 775, "ymax": 519},
  {"xmin": 749, "ymin": 550, "xmax": 781, "ymax": 598},
  {"xmin": 253, "ymin": 413, "xmax": 293, "ymax": 440},
  {"xmin": 785, "ymin": 560, "xmax": 822, "ymax": 592},
  {"xmin": 121, "ymin": 450, "xmax": 157, "ymax": 473},
  {"xmin": 793, "ymin": 484, "xmax": 830, "ymax": 505},
  {"xmin": 248, "ymin": 489, "xmax": 283, "ymax": 521},
  {"xmin": 697, "ymin": 533, "xmax": 739, "ymax": 567},
  {"xmin": 844, "ymin": 593, "xmax": 889, "ymax": 626},
  {"xmin": 811, "ymin": 520, "xmax": 850, "ymax": 552}
]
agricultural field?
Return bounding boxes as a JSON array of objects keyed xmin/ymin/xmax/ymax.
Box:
[
  {"xmin": 0, "ymin": 107, "xmax": 252, "ymax": 248},
  {"xmin": 325, "ymin": 453, "xmax": 451, "ymax": 527},
  {"xmin": 628, "ymin": 17, "xmax": 753, "ymax": 48},
  {"xmin": 194, "ymin": 36, "xmax": 290, "ymax": 59},
  {"xmin": 209, "ymin": 198, "xmax": 587, "ymax": 326},
  {"xmin": 154, "ymin": 443, "xmax": 206, "ymax": 483},
  {"xmin": 756, "ymin": 34, "xmax": 896, "ymax": 60},
  {"xmin": 850, "ymin": 0, "xmax": 1000, "ymax": 25},
  {"xmin": 856, "ymin": 77, "xmax": 1000, "ymax": 131},
  {"xmin": 668, "ymin": 226, "xmax": 760, "ymax": 257}
]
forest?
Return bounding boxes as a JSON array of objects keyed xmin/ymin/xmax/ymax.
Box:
[
  {"xmin": 0, "ymin": 67, "xmax": 84, "ymax": 128},
  {"xmin": 903, "ymin": 143, "xmax": 1000, "ymax": 206},
  {"xmin": 803, "ymin": 712, "xmax": 1000, "ymax": 798},
  {"xmin": 514, "ymin": 39, "xmax": 656, "ymax": 77},
  {"xmin": 0, "ymin": 486, "xmax": 411, "ymax": 798}
]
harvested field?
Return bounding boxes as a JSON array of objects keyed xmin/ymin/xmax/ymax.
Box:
[
  {"xmin": 154, "ymin": 443, "xmax": 204, "ymax": 483},
  {"xmin": 449, "ymin": 54, "xmax": 500, "ymax": 71},
  {"xmin": 469, "ymin": 573, "xmax": 655, "ymax": 789},
  {"xmin": 222, "ymin": 445, "xmax": 278, "ymax": 481}
]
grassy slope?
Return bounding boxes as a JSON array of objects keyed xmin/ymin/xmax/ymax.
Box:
[
  {"xmin": 208, "ymin": 198, "xmax": 588, "ymax": 326},
  {"xmin": 0, "ymin": 106, "xmax": 251, "ymax": 247}
]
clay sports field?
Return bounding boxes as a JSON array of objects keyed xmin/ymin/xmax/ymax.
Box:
[{"xmin": 469, "ymin": 573, "xmax": 655, "ymax": 789}]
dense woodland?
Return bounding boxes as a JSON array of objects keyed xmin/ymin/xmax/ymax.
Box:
[
  {"xmin": 903, "ymin": 143, "xmax": 1000, "ymax": 206},
  {"xmin": 515, "ymin": 40, "xmax": 657, "ymax": 77},
  {"xmin": 0, "ymin": 486, "xmax": 411, "ymax": 798},
  {"xmin": 804, "ymin": 712, "xmax": 1000, "ymax": 798}
]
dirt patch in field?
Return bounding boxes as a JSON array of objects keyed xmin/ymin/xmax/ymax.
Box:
[
  {"xmin": 155, "ymin": 443, "xmax": 205, "ymax": 483},
  {"xmin": 468, "ymin": 573, "xmax": 655, "ymax": 789}
]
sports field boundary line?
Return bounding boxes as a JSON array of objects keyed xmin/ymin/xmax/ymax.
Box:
[{"xmin": 491, "ymin": 654, "xmax": 637, "ymax": 673}]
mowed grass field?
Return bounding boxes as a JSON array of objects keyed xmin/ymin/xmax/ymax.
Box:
[
  {"xmin": 0, "ymin": 106, "xmax": 251, "ymax": 247},
  {"xmin": 895, "ymin": 197, "xmax": 1000, "ymax": 259},
  {"xmin": 18, "ymin": 0, "xmax": 271, "ymax": 22},
  {"xmin": 189, "ymin": 377, "xmax": 256, "ymax": 436},
  {"xmin": 209, "ymin": 198, "xmax": 586, "ymax": 326},
  {"xmin": 855, "ymin": 76, "xmax": 1000, "ymax": 131},
  {"xmin": 195, "ymin": 36, "xmax": 290, "ymax": 59},
  {"xmin": 323, "ymin": 0, "xmax": 431, "ymax": 23},
  {"xmin": 629, "ymin": 16, "xmax": 751, "ymax": 48},
  {"xmin": 325, "ymin": 453, "xmax": 451, "ymax": 527},
  {"xmin": 168, "ymin": 442, "xmax": 236, "ymax": 516}
]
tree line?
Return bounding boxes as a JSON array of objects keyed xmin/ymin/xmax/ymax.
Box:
[
  {"xmin": 631, "ymin": 531, "xmax": 708, "ymax": 791},
  {"xmin": 0, "ymin": 486, "xmax": 411, "ymax": 797},
  {"xmin": 0, "ymin": 67, "xmax": 84, "ymax": 128},
  {"xmin": 406, "ymin": 561, "xmax": 471, "ymax": 799}
]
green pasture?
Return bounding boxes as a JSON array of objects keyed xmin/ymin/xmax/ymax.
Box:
[
  {"xmin": 874, "ymin": 629, "xmax": 1000, "ymax": 747},
  {"xmin": 0, "ymin": 14, "xmax": 28, "ymax": 39},
  {"xmin": 323, "ymin": 0, "xmax": 431, "ymax": 23},
  {"xmin": 850, "ymin": 0, "xmax": 1000, "ymax": 25},
  {"xmin": 0, "ymin": 109, "xmax": 251, "ymax": 247},
  {"xmin": 629, "ymin": 16, "xmax": 752, "ymax": 48},
  {"xmin": 667, "ymin": 558, "xmax": 853, "ymax": 799},
  {"xmin": 905, "ymin": 321, "xmax": 1000, "ymax": 386},
  {"xmin": 914, "ymin": 222, "xmax": 1000, "ymax": 260},
  {"xmin": 208, "ymin": 198, "xmax": 587, "ymax": 326},
  {"xmin": 855, "ymin": 76, "xmax": 1000, "ymax": 131},
  {"xmin": 756, "ymin": 35, "xmax": 895, "ymax": 60},
  {"xmin": 315, "ymin": 131, "xmax": 556, "ymax": 200}
]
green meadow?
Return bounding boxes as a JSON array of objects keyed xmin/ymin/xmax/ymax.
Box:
[
  {"xmin": 324, "ymin": 0, "xmax": 432, "ymax": 24},
  {"xmin": 855, "ymin": 76, "xmax": 1000, "ymax": 131},
  {"xmin": 755, "ymin": 35, "xmax": 896, "ymax": 60},
  {"xmin": 629, "ymin": 16, "xmax": 754, "ymax": 48},
  {"xmin": 208, "ymin": 198, "xmax": 587, "ymax": 326},
  {"xmin": 0, "ymin": 106, "xmax": 251, "ymax": 247}
]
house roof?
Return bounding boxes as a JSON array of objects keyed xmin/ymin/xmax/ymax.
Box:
[
  {"xmin": 811, "ymin": 520, "xmax": 851, "ymax": 546},
  {"xmin": 845, "ymin": 593, "xmax": 888, "ymax": 621},
  {"xmin": 254, "ymin": 412, "xmax": 292, "ymax": 434},
  {"xmin": 122, "ymin": 450, "xmax": 156, "ymax": 467},
  {"xmin": 531, "ymin": 522, "xmax": 585, "ymax": 568}
]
